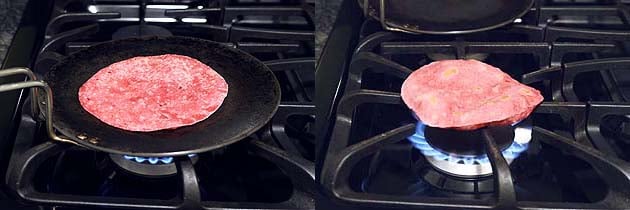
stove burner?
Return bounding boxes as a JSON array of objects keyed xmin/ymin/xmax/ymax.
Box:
[
  {"xmin": 408, "ymin": 121, "xmax": 531, "ymax": 177},
  {"xmin": 419, "ymin": 165, "xmax": 494, "ymax": 194},
  {"xmin": 123, "ymin": 154, "xmax": 196, "ymax": 164},
  {"xmin": 424, "ymin": 126, "xmax": 514, "ymax": 157},
  {"xmin": 110, "ymin": 154, "xmax": 198, "ymax": 177},
  {"xmin": 112, "ymin": 25, "xmax": 172, "ymax": 40}
]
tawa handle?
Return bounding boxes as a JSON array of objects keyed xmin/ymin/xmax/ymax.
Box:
[{"xmin": 0, "ymin": 67, "xmax": 78, "ymax": 146}]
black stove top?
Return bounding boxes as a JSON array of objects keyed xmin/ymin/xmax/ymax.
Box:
[
  {"xmin": 317, "ymin": 0, "xmax": 630, "ymax": 209},
  {"xmin": 0, "ymin": 0, "xmax": 315, "ymax": 209}
]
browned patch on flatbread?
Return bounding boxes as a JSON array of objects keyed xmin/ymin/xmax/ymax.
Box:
[
  {"xmin": 520, "ymin": 88, "xmax": 534, "ymax": 96},
  {"xmin": 442, "ymin": 68, "xmax": 458, "ymax": 78}
]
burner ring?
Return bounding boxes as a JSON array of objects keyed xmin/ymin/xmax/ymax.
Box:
[
  {"xmin": 424, "ymin": 152, "xmax": 516, "ymax": 177},
  {"xmin": 419, "ymin": 163, "xmax": 495, "ymax": 193},
  {"xmin": 109, "ymin": 154, "xmax": 198, "ymax": 177},
  {"xmin": 407, "ymin": 120, "xmax": 531, "ymax": 177}
]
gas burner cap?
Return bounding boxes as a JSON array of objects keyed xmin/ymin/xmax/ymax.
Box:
[
  {"xmin": 112, "ymin": 25, "xmax": 173, "ymax": 40},
  {"xmin": 109, "ymin": 154, "xmax": 198, "ymax": 177}
]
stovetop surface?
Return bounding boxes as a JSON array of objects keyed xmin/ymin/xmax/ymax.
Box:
[
  {"xmin": 3, "ymin": 0, "xmax": 630, "ymax": 209},
  {"xmin": 317, "ymin": 0, "xmax": 630, "ymax": 209},
  {"xmin": 0, "ymin": 0, "xmax": 315, "ymax": 209}
]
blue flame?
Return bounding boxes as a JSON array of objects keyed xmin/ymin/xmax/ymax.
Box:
[
  {"xmin": 123, "ymin": 154, "xmax": 197, "ymax": 164},
  {"xmin": 407, "ymin": 121, "xmax": 529, "ymax": 165}
]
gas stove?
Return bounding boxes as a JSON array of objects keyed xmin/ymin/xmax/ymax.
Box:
[
  {"xmin": 317, "ymin": 0, "xmax": 630, "ymax": 209},
  {"xmin": 0, "ymin": 0, "xmax": 315, "ymax": 209}
]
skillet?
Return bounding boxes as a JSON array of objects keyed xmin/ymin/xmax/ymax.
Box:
[
  {"xmin": 358, "ymin": 0, "xmax": 534, "ymax": 34},
  {"xmin": 0, "ymin": 36, "xmax": 280, "ymax": 157}
]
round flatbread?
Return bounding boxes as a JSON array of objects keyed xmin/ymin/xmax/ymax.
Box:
[
  {"xmin": 78, "ymin": 54, "xmax": 228, "ymax": 132},
  {"xmin": 401, "ymin": 59, "xmax": 543, "ymax": 130}
]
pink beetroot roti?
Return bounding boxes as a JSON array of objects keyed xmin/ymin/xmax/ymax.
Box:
[
  {"xmin": 401, "ymin": 59, "xmax": 543, "ymax": 130},
  {"xmin": 78, "ymin": 54, "xmax": 228, "ymax": 132}
]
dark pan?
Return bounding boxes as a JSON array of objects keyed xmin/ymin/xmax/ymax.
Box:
[
  {"xmin": 43, "ymin": 36, "xmax": 280, "ymax": 157},
  {"xmin": 358, "ymin": 0, "xmax": 534, "ymax": 34}
]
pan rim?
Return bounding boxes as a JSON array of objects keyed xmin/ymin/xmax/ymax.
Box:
[{"xmin": 358, "ymin": 0, "xmax": 535, "ymax": 35}]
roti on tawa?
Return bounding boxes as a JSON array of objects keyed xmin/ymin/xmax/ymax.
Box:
[
  {"xmin": 401, "ymin": 59, "xmax": 543, "ymax": 130},
  {"xmin": 78, "ymin": 54, "xmax": 228, "ymax": 132}
]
